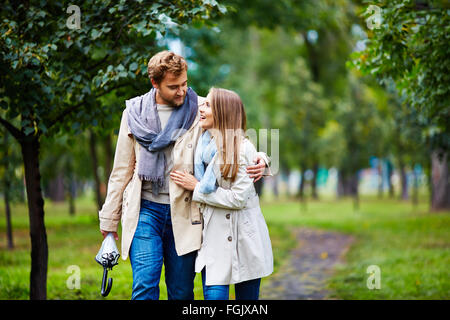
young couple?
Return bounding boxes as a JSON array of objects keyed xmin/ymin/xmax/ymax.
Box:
[{"xmin": 99, "ymin": 50, "xmax": 273, "ymax": 300}]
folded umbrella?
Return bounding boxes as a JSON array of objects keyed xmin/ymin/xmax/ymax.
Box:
[{"xmin": 95, "ymin": 233, "xmax": 120, "ymax": 297}]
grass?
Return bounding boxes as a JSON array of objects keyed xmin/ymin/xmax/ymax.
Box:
[
  {"xmin": 0, "ymin": 194, "xmax": 449, "ymax": 299},
  {"xmin": 261, "ymin": 194, "xmax": 450, "ymax": 299}
]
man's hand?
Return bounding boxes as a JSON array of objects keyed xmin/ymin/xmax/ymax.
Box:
[
  {"xmin": 100, "ymin": 230, "xmax": 119, "ymax": 241},
  {"xmin": 247, "ymin": 155, "xmax": 267, "ymax": 182},
  {"xmin": 170, "ymin": 169, "xmax": 199, "ymax": 191}
]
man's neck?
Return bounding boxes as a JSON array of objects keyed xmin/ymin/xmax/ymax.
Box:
[{"xmin": 155, "ymin": 90, "xmax": 168, "ymax": 105}]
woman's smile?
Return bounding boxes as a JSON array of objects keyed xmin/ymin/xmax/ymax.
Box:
[{"xmin": 199, "ymin": 95, "xmax": 214, "ymax": 128}]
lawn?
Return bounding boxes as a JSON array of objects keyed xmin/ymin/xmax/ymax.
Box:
[
  {"xmin": 261, "ymin": 195, "xmax": 450, "ymax": 299},
  {"xmin": 0, "ymin": 194, "xmax": 449, "ymax": 299}
]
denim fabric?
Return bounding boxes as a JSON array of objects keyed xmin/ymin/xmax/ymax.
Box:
[
  {"xmin": 129, "ymin": 199, "xmax": 196, "ymax": 300},
  {"xmin": 201, "ymin": 268, "xmax": 261, "ymax": 300},
  {"xmin": 235, "ymin": 278, "xmax": 261, "ymax": 300}
]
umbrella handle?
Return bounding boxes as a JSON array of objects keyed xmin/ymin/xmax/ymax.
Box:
[{"xmin": 101, "ymin": 267, "xmax": 113, "ymax": 297}]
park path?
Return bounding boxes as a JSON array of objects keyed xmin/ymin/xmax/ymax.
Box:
[{"xmin": 260, "ymin": 227, "xmax": 355, "ymax": 300}]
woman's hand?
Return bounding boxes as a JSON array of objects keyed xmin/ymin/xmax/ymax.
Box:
[{"xmin": 170, "ymin": 169, "xmax": 199, "ymax": 191}]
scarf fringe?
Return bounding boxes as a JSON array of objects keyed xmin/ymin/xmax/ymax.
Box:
[{"xmin": 139, "ymin": 174, "xmax": 165, "ymax": 187}]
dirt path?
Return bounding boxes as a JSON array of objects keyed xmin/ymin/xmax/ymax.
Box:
[{"xmin": 260, "ymin": 227, "xmax": 355, "ymax": 300}]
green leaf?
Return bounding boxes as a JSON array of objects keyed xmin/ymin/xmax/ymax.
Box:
[
  {"xmin": 23, "ymin": 127, "xmax": 35, "ymax": 136},
  {"xmin": 91, "ymin": 29, "xmax": 101, "ymax": 40},
  {"xmin": 129, "ymin": 62, "xmax": 138, "ymax": 71}
]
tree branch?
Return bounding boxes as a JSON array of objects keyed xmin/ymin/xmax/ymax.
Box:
[
  {"xmin": 46, "ymin": 82, "xmax": 133, "ymax": 130},
  {"xmin": 87, "ymin": 14, "xmax": 134, "ymax": 71},
  {"xmin": 0, "ymin": 117, "xmax": 24, "ymax": 141}
]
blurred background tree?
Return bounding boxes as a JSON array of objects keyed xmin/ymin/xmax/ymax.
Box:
[{"xmin": 352, "ymin": 0, "xmax": 450, "ymax": 210}]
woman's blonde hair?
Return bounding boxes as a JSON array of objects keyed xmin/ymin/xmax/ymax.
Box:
[{"xmin": 208, "ymin": 88, "xmax": 247, "ymax": 181}]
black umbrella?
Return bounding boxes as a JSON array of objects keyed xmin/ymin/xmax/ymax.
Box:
[{"xmin": 95, "ymin": 233, "xmax": 120, "ymax": 297}]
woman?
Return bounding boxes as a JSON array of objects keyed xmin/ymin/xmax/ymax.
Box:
[{"xmin": 170, "ymin": 88, "xmax": 273, "ymax": 300}]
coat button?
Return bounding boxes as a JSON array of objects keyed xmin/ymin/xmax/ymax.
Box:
[
  {"xmin": 188, "ymin": 144, "xmax": 192, "ymax": 148},
  {"xmin": 226, "ymin": 213, "xmax": 230, "ymax": 219},
  {"xmin": 227, "ymin": 236, "xmax": 232, "ymax": 242},
  {"xmin": 184, "ymin": 197, "xmax": 189, "ymax": 202}
]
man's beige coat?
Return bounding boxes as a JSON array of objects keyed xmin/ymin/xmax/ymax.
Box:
[{"xmin": 99, "ymin": 97, "xmax": 206, "ymax": 260}]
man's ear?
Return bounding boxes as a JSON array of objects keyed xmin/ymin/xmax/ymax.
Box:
[{"xmin": 150, "ymin": 78, "xmax": 159, "ymax": 89}]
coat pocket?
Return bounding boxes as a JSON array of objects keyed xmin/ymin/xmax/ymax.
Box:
[
  {"xmin": 121, "ymin": 179, "xmax": 133, "ymax": 222},
  {"xmin": 240, "ymin": 209, "xmax": 257, "ymax": 239}
]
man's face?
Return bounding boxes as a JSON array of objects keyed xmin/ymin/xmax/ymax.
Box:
[{"xmin": 152, "ymin": 70, "xmax": 188, "ymax": 107}]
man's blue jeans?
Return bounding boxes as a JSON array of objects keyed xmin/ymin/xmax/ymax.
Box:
[
  {"xmin": 129, "ymin": 199, "xmax": 196, "ymax": 300},
  {"xmin": 201, "ymin": 269, "xmax": 261, "ymax": 300}
]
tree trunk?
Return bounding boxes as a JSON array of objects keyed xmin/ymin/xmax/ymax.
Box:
[
  {"xmin": 311, "ymin": 163, "xmax": 319, "ymax": 200},
  {"xmin": 337, "ymin": 170, "xmax": 359, "ymax": 209},
  {"xmin": 351, "ymin": 172, "xmax": 360, "ymax": 211},
  {"xmin": 377, "ymin": 162, "xmax": 383, "ymax": 198},
  {"xmin": 431, "ymin": 150, "xmax": 450, "ymax": 211},
  {"xmin": 47, "ymin": 173, "xmax": 65, "ymax": 202},
  {"xmin": 20, "ymin": 137, "xmax": 48, "ymax": 300},
  {"xmin": 337, "ymin": 170, "xmax": 344, "ymax": 198},
  {"xmin": 67, "ymin": 176, "xmax": 76, "ymax": 216},
  {"xmin": 386, "ymin": 160, "xmax": 394, "ymax": 198},
  {"xmin": 4, "ymin": 183, "xmax": 14, "ymax": 250},
  {"xmin": 298, "ymin": 170, "xmax": 306, "ymax": 199},
  {"xmin": 412, "ymin": 167, "xmax": 419, "ymax": 207},
  {"xmin": 103, "ymin": 133, "xmax": 113, "ymax": 183},
  {"xmin": 3, "ymin": 132, "xmax": 14, "ymax": 249},
  {"xmin": 398, "ymin": 160, "xmax": 409, "ymax": 200},
  {"xmin": 89, "ymin": 130, "xmax": 103, "ymax": 211},
  {"xmin": 338, "ymin": 170, "xmax": 353, "ymax": 197}
]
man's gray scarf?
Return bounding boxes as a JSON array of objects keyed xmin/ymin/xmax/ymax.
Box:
[{"xmin": 126, "ymin": 87, "xmax": 198, "ymax": 195}]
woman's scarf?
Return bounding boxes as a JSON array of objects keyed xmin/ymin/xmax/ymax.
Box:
[{"xmin": 194, "ymin": 129, "xmax": 219, "ymax": 194}]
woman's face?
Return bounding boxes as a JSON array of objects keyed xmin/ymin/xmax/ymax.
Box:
[{"xmin": 199, "ymin": 93, "xmax": 214, "ymax": 129}]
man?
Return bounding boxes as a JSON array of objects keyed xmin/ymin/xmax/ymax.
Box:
[{"xmin": 99, "ymin": 51, "xmax": 270, "ymax": 300}]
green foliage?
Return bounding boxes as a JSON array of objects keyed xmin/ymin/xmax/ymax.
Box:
[
  {"xmin": 0, "ymin": 129, "xmax": 24, "ymax": 202},
  {"xmin": 181, "ymin": 0, "xmax": 393, "ymax": 179},
  {"xmin": 351, "ymin": 0, "xmax": 450, "ymax": 151},
  {"xmin": 0, "ymin": 0, "xmax": 226, "ymax": 138},
  {"xmin": 336, "ymin": 72, "xmax": 391, "ymax": 176}
]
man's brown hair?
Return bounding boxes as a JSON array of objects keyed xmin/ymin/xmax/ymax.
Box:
[{"xmin": 147, "ymin": 50, "xmax": 188, "ymax": 84}]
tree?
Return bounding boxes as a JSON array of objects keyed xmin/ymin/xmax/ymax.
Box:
[
  {"xmin": 183, "ymin": 0, "xmax": 390, "ymax": 203},
  {"xmin": 382, "ymin": 81, "xmax": 427, "ymax": 201},
  {"xmin": 335, "ymin": 71, "xmax": 388, "ymax": 209},
  {"xmin": 0, "ymin": 128, "xmax": 24, "ymax": 250},
  {"xmin": 0, "ymin": 0, "xmax": 225, "ymax": 299},
  {"xmin": 220, "ymin": 0, "xmax": 362, "ymax": 200},
  {"xmin": 352, "ymin": 0, "xmax": 450, "ymax": 210}
]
